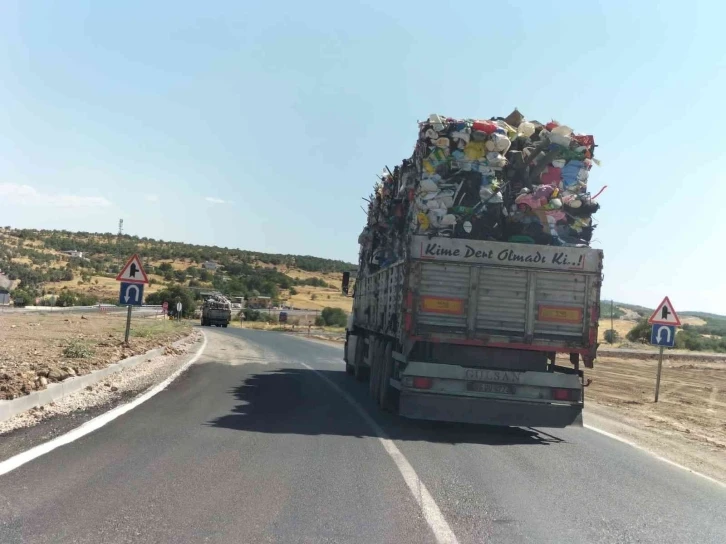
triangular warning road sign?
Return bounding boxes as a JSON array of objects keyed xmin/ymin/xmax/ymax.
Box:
[
  {"xmin": 116, "ymin": 254, "xmax": 149, "ymax": 284},
  {"xmin": 648, "ymin": 296, "xmax": 681, "ymax": 326}
]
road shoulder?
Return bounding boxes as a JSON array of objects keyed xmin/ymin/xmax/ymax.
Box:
[
  {"xmin": 0, "ymin": 331, "xmax": 203, "ymax": 464},
  {"xmin": 584, "ymin": 402, "xmax": 726, "ymax": 486}
]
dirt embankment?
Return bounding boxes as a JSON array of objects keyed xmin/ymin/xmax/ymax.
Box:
[
  {"xmin": 583, "ymin": 354, "xmax": 726, "ymax": 482},
  {"xmin": 0, "ymin": 313, "xmax": 192, "ymax": 400}
]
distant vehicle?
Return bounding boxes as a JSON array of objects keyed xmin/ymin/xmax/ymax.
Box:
[
  {"xmin": 279, "ymin": 311, "xmax": 288, "ymax": 323},
  {"xmin": 201, "ymin": 294, "xmax": 231, "ymax": 327}
]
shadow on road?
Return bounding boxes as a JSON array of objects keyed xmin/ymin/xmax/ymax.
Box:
[{"xmin": 206, "ymin": 367, "xmax": 563, "ymax": 447}]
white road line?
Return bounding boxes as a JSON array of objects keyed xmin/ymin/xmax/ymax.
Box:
[
  {"xmin": 299, "ymin": 361, "xmax": 460, "ymax": 544},
  {"xmin": 0, "ymin": 333, "xmax": 208, "ymax": 478},
  {"xmin": 584, "ymin": 424, "xmax": 726, "ymax": 490}
]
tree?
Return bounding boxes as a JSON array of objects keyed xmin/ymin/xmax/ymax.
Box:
[
  {"xmin": 626, "ymin": 320, "xmax": 651, "ymax": 343},
  {"xmin": 199, "ymin": 269, "xmax": 211, "ymax": 282},
  {"xmin": 173, "ymin": 269, "xmax": 187, "ymax": 282},
  {"xmin": 289, "ymin": 287, "xmax": 298, "ymax": 295},
  {"xmin": 11, "ymin": 288, "xmax": 35, "ymax": 306},
  {"xmin": 145, "ymin": 285, "xmax": 196, "ymax": 317},
  {"xmin": 57, "ymin": 291, "xmax": 76, "ymax": 307},
  {"xmin": 321, "ymin": 307, "xmax": 347, "ymax": 327},
  {"xmin": 310, "ymin": 293, "xmax": 318, "ymax": 301},
  {"xmin": 158, "ymin": 262, "xmax": 173, "ymax": 272}
]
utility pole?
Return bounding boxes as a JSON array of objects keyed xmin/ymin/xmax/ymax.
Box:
[
  {"xmin": 610, "ymin": 299, "xmax": 614, "ymax": 341},
  {"xmin": 117, "ymin": 219, "xmax": 124, "ymax": 273}
]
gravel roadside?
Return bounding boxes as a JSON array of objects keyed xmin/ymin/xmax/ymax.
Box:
[{"xmin": 0, "ymin": 330, "xmax": 203, "ymax": 463}]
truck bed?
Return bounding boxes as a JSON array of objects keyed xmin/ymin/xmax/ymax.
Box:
[{"xmin": 354, "ymin": 236, "xmax": 602, "ymax": 362}]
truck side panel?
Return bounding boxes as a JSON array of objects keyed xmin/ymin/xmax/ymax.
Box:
[{"xmin": 353, "ymin": 262, "xmax": 405, "ymax": 338}]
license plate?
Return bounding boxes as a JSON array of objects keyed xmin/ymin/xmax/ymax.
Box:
[{"xmin": 467, "ymin": 382, "xmax": 516, "ymax": 395}]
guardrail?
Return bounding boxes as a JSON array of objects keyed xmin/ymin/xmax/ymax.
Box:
[{"xmin": 1, "ymin": 304, "xmax": 164, "ymax": 314}]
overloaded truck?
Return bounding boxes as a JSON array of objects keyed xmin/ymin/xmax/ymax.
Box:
[
  {"xmin": 201, "ymin": 294, "xmax": 232, "ymax": 327},
  {"xmin": 344, "ymin": 111, "xmax": 604, "ymax": 427}
]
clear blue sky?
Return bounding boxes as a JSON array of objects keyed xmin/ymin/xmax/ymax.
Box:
[{"xmin": 1, "ymin": 1, "xmax": 724, "ymax": 313}]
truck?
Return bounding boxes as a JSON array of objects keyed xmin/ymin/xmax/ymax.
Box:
[
  {"xmin": 200, "ymin": 294, "xmax": 232, "ymax": 327},
  {"xmin": 344, "ymin": 112, "xmax": 603, "ymax": 427}
]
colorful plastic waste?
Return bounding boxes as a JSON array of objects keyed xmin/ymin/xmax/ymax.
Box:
[{"xmin": 357, "ymin": 109, "xmax": 602, "ymax": 273}]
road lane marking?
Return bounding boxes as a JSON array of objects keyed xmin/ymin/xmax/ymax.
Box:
[
  {"xmin": 299, "ymin": 361, "xmax": 460, "ymax": 544},
  {"xmin": 0, "ymin": 333, "xmax": 208, "ymax": 477},
  {"xmin": 585, "ymin": 424, "xmax": 726, "ymax": 490}
]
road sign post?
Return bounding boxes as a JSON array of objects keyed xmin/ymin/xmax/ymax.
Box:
[
  {"xmin": 116, "ymin": 254, "xmax": 149, "ymax": 345},
  {"xmin": 124, "ymin": 305, "xmax": 133, "ymax": 344},
  {"xmin": 648, "ymin": 297, "xmax": 680, "ymax": 402},
  {"xmin": 654, "ymin": 346, "xmax": 664, "ymax": 402}
]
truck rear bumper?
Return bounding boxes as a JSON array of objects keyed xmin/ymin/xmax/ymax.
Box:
[{"xmin": 399, "ymin": 391, "xmax": 582, "ymax": 428}]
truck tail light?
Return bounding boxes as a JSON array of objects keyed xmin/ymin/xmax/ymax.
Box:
[
  {"xmin": 412, "ymin": 377, "xmax": 433, "ymax": 390},
  {"xmin": 552, "ymin": 388, "xmax": 579, "ymax": 401}
]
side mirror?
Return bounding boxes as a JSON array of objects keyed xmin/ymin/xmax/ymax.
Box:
[{"xmin": 342, "ymin": 271, "xmax": 350, "ymax": 296}]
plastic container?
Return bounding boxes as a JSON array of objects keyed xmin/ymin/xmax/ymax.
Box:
[
  {"xmin": 472, "ymin": 120, "xmax": 497, "ymax": 134},
  {"xmin": 518, "ymin": 121, "xmax": 535, "ymax": 138},
  {"xmin": 429, "ymin": 114, "xmax": 445, "ymax": 132}
]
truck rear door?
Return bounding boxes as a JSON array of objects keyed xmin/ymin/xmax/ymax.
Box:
[{"xmin": 408, "ymin": 236, "xmax": 602, "ymax": 357}]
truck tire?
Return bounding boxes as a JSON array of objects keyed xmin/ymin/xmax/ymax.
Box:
[
  {"xmin": 378, "ymin": 341, "xmax": 397, "ymax": 412},
  {"xmin": 344, "ymin": 336, "xmax": 355, "ymax": 375},
  {"xmin": 369, "ymin": 337, "xmax": 382, "ymax": 400},
  {"xmin": 353, "ymin": 335, "xmax": 368, "ymax": 382},
  {"xmin": 222, "ymin": 324, "xmax": 228, "ymax": 328}
]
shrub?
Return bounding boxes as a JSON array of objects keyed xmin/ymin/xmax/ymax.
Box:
[
  {"xmin": 626, "ymin": 320, "xmax": 651, "ymax": 343},
  {"xmin": 603, "ymin": 329, "xmax": 620, "ymax": 344},
  {"xmin": 243, "ymin": 308, "xmax": 261, "ymax": 322},
  {"xmin": 321, "ymin": 307, "xmax": 347, "ymax": 327},
  {"xmin": 62, "ymin": 341, "xmax": 93, "ymax": 359},
  {"xmin": 314, "ymin": 316, "xmax": 325, "ymax": 326},
  {"xmin": 260, "ymin": 312, "xmax": 278, "ymax": 324}
]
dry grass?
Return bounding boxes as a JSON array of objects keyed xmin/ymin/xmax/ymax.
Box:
[
  {"xmin": 49, "ymin": 275, "xmax": 165, "ymax": 298},
  {"xmin": 287, "ymin": 286, "xmax": 352, "ymax": 311}
]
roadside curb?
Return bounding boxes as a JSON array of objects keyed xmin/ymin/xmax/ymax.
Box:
[{"xmin": 0, "ymin": 333, "xmax": 198, "ymax": 424}]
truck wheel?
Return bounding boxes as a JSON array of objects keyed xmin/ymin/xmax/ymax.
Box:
[
  {"xmin": 222, "ymin": 324, "xmax": 228, "ymax": 328},
  {"xmin": 344, "ymin": 336, "xmax": 355, "ymax": 375},
  {"xmin": 369, "ymin": 337, "xmax": 382, "ymax": 400},
  {"xmin": 353, "ymin": 335, "xmax": 368, "ymax": 382},
  {"xmin": 379, "ymin": 341, "xmax": 397, "ymax": 412}
]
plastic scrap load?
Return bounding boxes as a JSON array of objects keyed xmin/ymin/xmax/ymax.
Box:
[
  {"xmin": 203, "ymin": 294, "xmax": 232, "ymax": 309},
  {"xmin": 358, "ymin": 110, "xmax": 603, "ymax": 274}
]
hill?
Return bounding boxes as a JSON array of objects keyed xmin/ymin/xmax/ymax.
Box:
[{"xmin": 0, "ymin": 227, "xmax": 356, "ymax": 310}]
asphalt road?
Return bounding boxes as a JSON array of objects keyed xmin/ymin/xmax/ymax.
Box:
[{"xmin": 0, "ymin": 328, "xmax": 724, "ymax": 543}]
